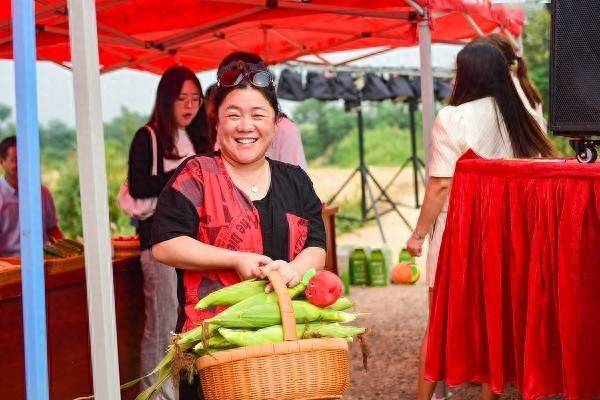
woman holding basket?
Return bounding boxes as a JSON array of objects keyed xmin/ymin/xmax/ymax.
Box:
[{"xmin": 151, "ymin": 53, "xmax": 326, "ymax": 399}]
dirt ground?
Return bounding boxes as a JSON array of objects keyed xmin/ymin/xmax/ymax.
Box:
[{"xmin": 307, "ymin": 167, "xmax": 524, "ymax": 400}]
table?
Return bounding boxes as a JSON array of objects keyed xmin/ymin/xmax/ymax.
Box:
[
  {"xmin": 0, "ymin": 256, "xmax": 144, "ymax": 399},
  {"xmin": 425, "ymin": 156, "xmax": 600, "ymax": 400},
  {"xmin": 322, "ymin": 205, "xmax": 339, "ymax": 275}
]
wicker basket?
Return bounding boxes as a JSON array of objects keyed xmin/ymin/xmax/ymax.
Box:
[{"xmin": 195, "ymin": 271, "xmax": 350, "ymax": 400}]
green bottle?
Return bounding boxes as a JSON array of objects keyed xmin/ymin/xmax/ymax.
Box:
[
  {"xmin": 349, "ymin": 248, "xmax": 368, "ymax": 285},
  {"xmin": 399, "ymin": 248, "xmax": 415, "ymax": 264},
  {"xmin": 368, "ymin": 248, "xmax": 388, "ymax": 286}
]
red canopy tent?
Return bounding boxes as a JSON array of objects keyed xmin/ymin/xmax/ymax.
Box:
[{"xmin": 0, "ymin": 0, "xmax": 524, "ymax": 73}]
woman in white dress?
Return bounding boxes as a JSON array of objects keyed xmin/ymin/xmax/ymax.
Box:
[{"xmin": 406, "ymin": 41, "xmax": 556, "ymax": 400}]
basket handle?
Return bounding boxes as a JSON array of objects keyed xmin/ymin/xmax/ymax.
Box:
[{"xmin": 267, "ymin": 270, "xmax": 298, "ymax": 341}]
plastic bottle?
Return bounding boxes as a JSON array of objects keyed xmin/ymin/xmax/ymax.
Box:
[
  {"xmin": 349, "ymin": 247, "xmax": 368, "ymax": 285},
  {"xmin": 368, "ymin": 248, "xmax": 388, "ymax": 286}
]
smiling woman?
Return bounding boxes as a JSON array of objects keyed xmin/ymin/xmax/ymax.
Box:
[{"xmin": 149, "ymin": 52, "xmax": 327, "ymax": 400}]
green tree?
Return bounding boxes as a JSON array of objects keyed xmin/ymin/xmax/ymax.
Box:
[
  {"xmin": 39, "ymin": 120, "xmax": 77, "ymax": 167},
  {"xmin": 522, "ymin": 6, "xmax": 571, "ymax": 155},
  {"xmin": 0, "ymin": 103, "xmax": 15, "ymax": 139},
  {"xmin": 292, "ymin": 99, "xmax": 356, "ymax": 161},
  {"xmin": 523, "ymin": 7, "xmax": 550, "ymax": 110}
]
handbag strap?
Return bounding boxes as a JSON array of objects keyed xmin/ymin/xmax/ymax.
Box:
[{"xmin": 145, "ymin": 125, "xmax": 158, "ymax": 176}]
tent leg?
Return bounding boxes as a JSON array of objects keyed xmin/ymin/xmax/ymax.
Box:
[
  {"xmin": 67, "ymin": 0, "xmax": 121, "ymax": 398},
  {"xmin": 418, "ymin": 17, "xmax": 435, "ymax": 178},
  {"xmin": 12, "ymin": 0, "xmax": 50, "ymax": 398}
]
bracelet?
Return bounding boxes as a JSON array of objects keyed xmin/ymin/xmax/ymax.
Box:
[{"xmin": 412, "ymin": 230, "xmax": 426, "ymax": 241}]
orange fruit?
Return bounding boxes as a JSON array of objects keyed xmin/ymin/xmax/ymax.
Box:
[{"xmin": 391, "ymin": 262, "xmax": 413, "ymax": 284}]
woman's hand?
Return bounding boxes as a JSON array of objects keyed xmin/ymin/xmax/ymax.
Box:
[
  {"xmin": 260, "ymin": 260, "xmax": 302, "ymax": 292},
  {"xmin": 234, "ymin": 252, "xmax": 273, "ymax": 280},
  {"xmin": 406, "ymin": 233, "xmax": 425, "ymax": 257}
]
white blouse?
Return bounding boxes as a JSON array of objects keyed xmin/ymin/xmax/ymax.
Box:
[
  {"xmin": 163, "ymin": 128, "xmax": 196, "ymax": 172},
  {"xmin": 429, "ymin": 96, "xmax": 515, "ymax": 180}
]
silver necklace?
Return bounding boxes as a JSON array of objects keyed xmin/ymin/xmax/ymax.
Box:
[{"xmin": 231, "ymin": 162, "xmax": 268, "ymax": 194}]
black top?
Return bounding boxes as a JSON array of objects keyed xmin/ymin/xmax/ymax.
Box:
[
  {"xmin": 127, "ymin": 124, "xmax": 215, "ymax": 250},
  {"xmin": 150, "ymin": 157, "xmax": 326, "ymax": 260},
  {"xmin": 127, "ymin": 126, "xmax": 172, "ymax": 250},
  {"xmin": 151, "ymin": 155, "xmax": 326, "ymax": 335}
]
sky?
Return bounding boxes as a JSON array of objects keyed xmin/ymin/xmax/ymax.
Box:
[{"xmin": 0, "ymin": 45, "xmax": 461, "ymax": 127}]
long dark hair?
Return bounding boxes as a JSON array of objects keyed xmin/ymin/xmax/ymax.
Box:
[
  {"xmin": 148, "ymin": 66, "xmax": 213, "ymax": 158},
  {"xmin": 450, "ymin": 42, "xmax": 555, "ymax": 158},
  {"xmin": 473, "ymin": 33, "xmax": 542, "ymax": 108}
]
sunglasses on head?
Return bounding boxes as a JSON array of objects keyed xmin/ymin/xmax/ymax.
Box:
[{"xmin": 217, "ymin": 60, "xmax": 274, "ymax": 88}]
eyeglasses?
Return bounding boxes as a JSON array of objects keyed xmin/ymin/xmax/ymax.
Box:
[
  {"xmin": 176, "ymin": 94, "xmax": 203, "ymax": 105},
  {"xmin": 217, "ymin": 60, "xmax": 274, "ymax": 88}
]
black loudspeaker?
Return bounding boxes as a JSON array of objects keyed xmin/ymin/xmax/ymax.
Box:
[{"xmin": 550, "ymin": 0, "xmax": 600, "ymax": 135}]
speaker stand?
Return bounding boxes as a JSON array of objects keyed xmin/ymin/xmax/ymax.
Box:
[
  {"xmin": 327, "ymin": 106, "xmax": 414, "ymax": 243},
  {"xmin": 374, "ymin": 98, "xmax": 426, "ymax": 208}
]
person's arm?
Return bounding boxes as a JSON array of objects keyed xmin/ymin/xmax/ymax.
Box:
[
  {"xmin": 406, "ymin": 109, "xmax": 462, "ymax": 257},
  {"xmin": 150, "ymin": 164, "xmax": 271, "ymax": 280},
  {"xmin": 406, "ymin": 177, "xmax": 452, "ymax": 257},
  {"xmin": 152, "ymin": 236, "xmax": 272, "ymax": 280},
  {"xmin": 128, "ymin": 126, "xmax": 173, "ymax": 199}
]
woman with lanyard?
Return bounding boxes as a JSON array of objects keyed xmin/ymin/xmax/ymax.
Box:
[
  {"xmin": 406, "ymin": 41, "xmax": 556, "ymax": 400},
  {"xmin": 127, "ymin": 65, "xmax": 213, "ymax": 398},
  {"xmin": 150, "ymin": 56, "xmax": 326, "ymax": 399}
]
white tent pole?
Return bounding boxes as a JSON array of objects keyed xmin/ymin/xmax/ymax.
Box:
[
  {"xmin": 418, "ymin": 16, "xmax": 435, "ymax": 176},
  {"xmin": 67, "ymin": 0, "xmax": 121, "ymax": 398}
]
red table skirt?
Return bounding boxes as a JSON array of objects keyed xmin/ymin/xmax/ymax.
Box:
[{"xmin": 425, "ymin": 155, "xmax": 600, "ymax": 400}]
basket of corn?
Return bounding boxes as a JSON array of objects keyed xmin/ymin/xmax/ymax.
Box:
[
  {"xmin": 196, "ymin": 270, "xmax": 355, "ymax": 400},
  {"xmin": 130, "ymin": 269, "xmax": 366, "ymax": 400}
]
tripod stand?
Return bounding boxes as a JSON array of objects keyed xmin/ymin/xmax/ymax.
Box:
[
  {"xmin": 327, "ymin": 102, "xmax": 414, "ymax": 243},
  {"xmin": 375, "ymin": 98, "xmax": 426, "ymax": 208}
]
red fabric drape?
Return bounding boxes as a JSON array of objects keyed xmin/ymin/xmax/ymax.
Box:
[{"xmin": 426, "ymin": 155, "xmax": 600, "ymax": 400}]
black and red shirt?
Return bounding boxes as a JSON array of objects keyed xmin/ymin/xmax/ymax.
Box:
[{"xmin": 151, "ymin": 152, "xmax": 325, "ymax": 332}]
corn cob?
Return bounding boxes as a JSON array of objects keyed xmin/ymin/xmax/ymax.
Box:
[
  {"xmin": 194, "ymin": 279, "xmax": 267, "ymax": 310},
  {"xmin": 61, "ymin": 238, "xmax": 84, "ymax": 252},
  {"xmin": 43, "ymin": 244, "xmax": 69, "ymax": 258},
  {"xmin": 206, "ymin": 300, "xmax": 356, "ymax": 329},
  {"xmin": 50, "ymin": 238, "xmax": 83, "ymax": 255},
  {"xmin": 191, "ymin": 334, "xmax": 235, "ymax": 352},
  {"xmin": 218, "ymin": 323, "xmax": 366, "ymax": 347},
  {"xmin": 327, "ymin": 297, "xmax": 354, "ymax": 311},
  {"xmin": 201, "ymin": 276, "xmax": 309, "ymax": 329},
  {"xmin": 195, "ymin": 268, "xmax": 316, "ymax": 310}
]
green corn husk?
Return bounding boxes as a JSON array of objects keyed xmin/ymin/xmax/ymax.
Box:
[
  {"xmin": 327, "ymin": 297, "xmax": 354, "ymax": 311},
  {"xmin": 206, "ymin": 300, "xmax": 356, "ymax": 329},
  {"xmin": 192, "ymin": 334, "xmax": 235, "ymax": 352},
  {"xmin": 203, "ymin": 278, "xmax": 309, "ymax": 336},
  {"xmin": 194, "ymin": 279, "xmax": 267, "ymax": 310},
  {"xmin": 219, "ymin": 322, "xmax": 366, "ymax": 347},
  {"xmin": 195, "ymin": 268, "xmax": 316, "ymax": 311}
]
